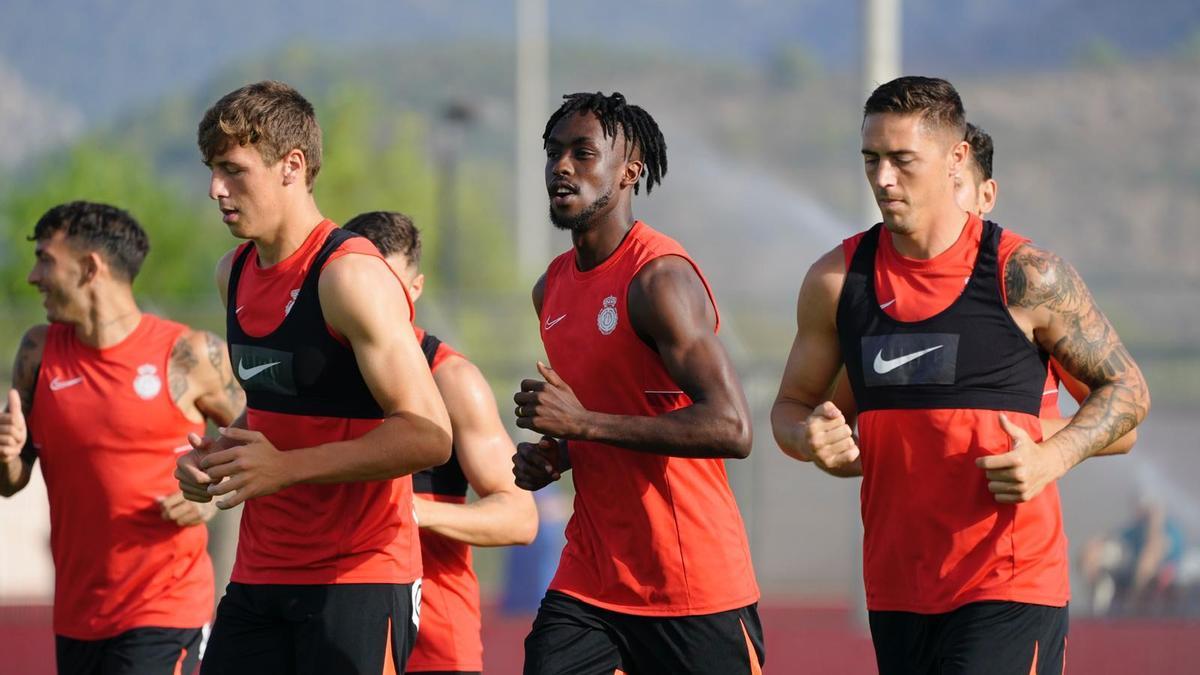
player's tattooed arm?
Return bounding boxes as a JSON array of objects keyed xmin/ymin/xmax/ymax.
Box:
[
  {"xmin": 1005, "ymin": 243, "xmax": 1150, "ymax": 470},
  {"xmin": 1, "ymin": 325, "xmax": 47, "ymax": 496},
  {"xmin": 168, "ymin": 333, "xmax": 201, "ymax": 403},
  {"xmin": 194, "ymin": 331, "xmax": 244, "ymax": 427}
]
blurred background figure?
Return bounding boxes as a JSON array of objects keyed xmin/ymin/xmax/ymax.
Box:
[{"xmin": 1080, "ymin": 496, "xmax": 1190, "ymax": 617}]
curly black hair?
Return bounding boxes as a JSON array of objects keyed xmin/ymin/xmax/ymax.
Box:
[{"xmin": 542, "ymin": 92, "xmax": 667, "ymax": 194}]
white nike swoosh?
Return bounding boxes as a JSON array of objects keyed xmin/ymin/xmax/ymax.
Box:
[
  {"xmin": 879, "ymin": 299, "xmax": 896, "ymax": 310},
  {"xmin": 873, "ymin": 345, "xmax": 944, "ymax": 375},
  {"xmin": 49, "ymin": 376, "xmax": 84, "ymax": 391},
  {"xmin": 544, "ymin": 314, "xmax": 567, "ymax": 330},
  {"xmin": 235, "ymin": 305, "xmax": 245, "ymax": 314},
  {"xmin": 238, "ymin": 360, "xmax": 280, "ymax": 380}
]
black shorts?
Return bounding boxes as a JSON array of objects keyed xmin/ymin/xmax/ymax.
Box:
[
  {"xmin": 523, "ymin": 590, "xmax": 765, "ymax": 675},
  {"xmin": 869, "ymin": 601, "xmax": 1068, "ymax": 675},
  {"xmin": 200, "ymin": 581, "xmax": 419, "ymax": 675},
  {"xmin": 55, "ymin": 626, "xmax": 204, "ymax": 675}
]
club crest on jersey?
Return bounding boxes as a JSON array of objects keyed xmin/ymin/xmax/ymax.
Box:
[
  {"xmin": 284, "ymin": 288, "xmax": 301, "ymax": 316},
  {"xmin": 597, "ymin": 295, "xmax": 619, "ymax": 335},
  {"xmin": 133, "ymin": 364, "xmax": 162, "ymax": 400}
]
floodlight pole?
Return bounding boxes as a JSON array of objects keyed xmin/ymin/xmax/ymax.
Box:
[
  {"xmin": 862, "ymin": 0, "xmax": 901, "ymax": 227},
  {"xmin": 516, "ymin": 0, "xmax": 550, "ymax": 283}
]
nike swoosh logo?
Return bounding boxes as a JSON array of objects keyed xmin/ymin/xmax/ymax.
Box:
[
  {"xmin": 238, "ymin": 359, "xmax": 280, "ymax": 380},
  {"xmin": 873, "ymin": 345, "xmax": 944, "ymax": 374},
  {"xmin": 235, "ymin": 305, "xmax": 245, "ymax": 314},
  {"xmin": 49, "ymin": 376, "xmax": 84, "ymax": 391},
  {"xmin": 879, "ymin": 299, "xmax": 896, "ymax": 310},
  {"xmin": 544, "ymin": 314, "xmax": 567, "ymax": 330}
]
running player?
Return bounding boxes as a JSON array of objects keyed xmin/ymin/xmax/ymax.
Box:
[
  {"xmin": 955, "ymin": 123, "xmax": 1135, "ymax": 453},
  {"xmin": 771, "ymin": 77, "xmax": 1149, "ymax": 674},
  {"xmin": 1, "ymin": 201, "xmax": 242, "ymax": 675},
  {"xmin": 342, "ymin": 211, "xmax": 538, "ymax": 675},
  {"xmin": 512, "ymin": 92, "xmax": 764, "ymax": 675},
  {"xmin": 176, "ymin": 81, "xmax": 452, "ymax": 675}
]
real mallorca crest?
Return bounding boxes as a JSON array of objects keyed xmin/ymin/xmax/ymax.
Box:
[
  {"xmin": 597, "ymin": 295, "xmax": 619, "ymax": 335},
  {"xmin": 133, "ymin": 364, "xmax": 162, "ymax": 400}
]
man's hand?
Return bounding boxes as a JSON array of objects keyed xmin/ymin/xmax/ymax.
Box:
[
  {"xmin": 976, "ymin": 414, "xmax": 1068, "ymax": 504},
  {"xmin": 0, "ymin": 389, "xmax": 27, "ymax": 466},
  {"xmin": 200, "ymin": 427, "xmax": 293, "ymax": 510},
  {"xmin": 158, "ymin": 491, "xmax": 215, "ymax": 527},
  {"xmin": 513, "ymin": 435, "xmax": 567, "ymax": 492},
  {"xmin": 802, "ymin": 401, "xmax": 861, "ymax": 475},
  {"xmin": 175, "ymin": 431, "xmax": 238, "ymax": 503},
  {"xmin": 513, "ymin": 362, "xmax": 591, "ymax": 439}
]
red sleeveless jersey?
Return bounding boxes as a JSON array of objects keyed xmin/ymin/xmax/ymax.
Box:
[
  {"xmin": 407, "ymin": 326, "xmax": 483, "ymax": 673},
  {"xmin": 29, "ymin": 315, "xmax": 213, "ymax": 639},
  {"xmin": 538, "ymin": 220, "xmax": 759, "ymax": 616},
  {"xmin": 230, "ymin": 220, "xmax": 421, "ymax": 585},
  {"xmin": 842, "ymin": 213, "xmax": 1070, "ymax": 613}
]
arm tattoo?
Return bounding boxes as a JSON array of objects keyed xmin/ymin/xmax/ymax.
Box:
[
  {"xmin": 1005, "ymin": 245, "xmax": 1149, "ymax": 461},
  {"xmin": 203, "ymin": 331, "xmax": 245, "ymax": 418},
  {"xmin": 168, "ymin": 336, "xmax": 200, "ymax": 403},
  {"xmin": 12, "ymin": 331, "xmax": 42, "ymax": 413}
]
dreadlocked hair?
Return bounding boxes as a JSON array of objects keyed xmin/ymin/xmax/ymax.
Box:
[{"xmin": 542, "ymin": 92, "xmax": 667, "ymax": 195}]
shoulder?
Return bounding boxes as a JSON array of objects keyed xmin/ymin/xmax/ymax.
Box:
[
  {"xmin": 1003, "ymin": 242, "xmax": 1084, "ymax": 310},
  {"xmin": 805, "ymin": 245, "xmax": 849, "ymax": 296},
  {"xmin": 318, "ymin": 251, "xmax": 400, "ymax": 294},
  {"xmin": 431, "ymin": 354, "xmax": 490, "ymax": 411},
  {"xmin": 318, "ymin": 253, "xmax": 412, "ymax": 328},
  {"xmin": 628, "ymin": 254, "xmax": 710, "ymax": 309},
  {"xmin": 216, "ymin": 244, "xmax": 247, "ymax": 278},
  {"xmin": 15, "ymin": 325, "xmax": 49, "ymax": 367},
  {"xmin": 215, "ymin": 245, "xmax": 246, "ymax": 301},
  {"xmin": 532, "ymin": 272, "xmax": 547, "ymax": 317},
  {"xmin": 331, "ymin": 233, "xmax": 380, "ymax": 257},
  {"xmin": 175, "ymin": 328, "xmax": 225, "ymax": 366},
  {"xmin": 794, "ymin": 245, "xmax": 848, "ymax": 326}
]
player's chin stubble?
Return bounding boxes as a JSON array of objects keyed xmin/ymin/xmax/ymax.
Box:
[{"xmin": 549, "ymin": 188, "xmax": 612, "ymax": 233}]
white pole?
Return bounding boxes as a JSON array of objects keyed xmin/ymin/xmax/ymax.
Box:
[
  {"xmin": 516, "ymin": 0, "xmax": 550, "ymax": 283},
  {"xmin": 862, "ymin": 0, "xmax": 901, "ymax": 227},
  {"xmin": 856, "ymin": 0, "xmax": 901, "ymax": 628}
]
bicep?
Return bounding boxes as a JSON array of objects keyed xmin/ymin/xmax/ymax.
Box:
[
  {"xmin": 320, "ymin": 258, "xmax": 441, "ymax": 418},
  {"xmin": 776, "ymin": 255, "xmax": 845, "ymax": 408},
  {"xmin": 435, "ymin": 360, "xmax": 520, "ymax": 497},
  {"xmin": 11, "ymin": 326, "xmax": 46, "ymax": 414},
  {"xmin": 532, "ymin": 273, "xmax": 546, "ymax": 319},
  {"xmin": 628, "ymin": 258, "xmax": 737, "ymax": 405},
  {"xmin": 1008, "ymin": 246, "xmax": 1137, "ymax": 390},
  {"xmin": 192, "ymin": 331, "xmax": 244, "ymax": 426}
]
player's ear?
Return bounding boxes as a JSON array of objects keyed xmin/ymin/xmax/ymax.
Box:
[
  {"xmin": 80, "ymin": 251, "xmax": 104, "ymax": 285},
  {"xmin": 281, "ymin": 149, "xmax": 306, "ymax": 187},
  {"xmin": 408, "ymin": 272, "xmax": 425, "ymax": 303},
  {"xmin": 948, "ymin": 139, "xmax": 970, "ymax": 178},
  {"xmin": 620, "ymin": 159, "xmax": 644, "ymax": 190},
  {"xmin": 979, "ymin": 179, "xmax": 998, "ymax": 215}
]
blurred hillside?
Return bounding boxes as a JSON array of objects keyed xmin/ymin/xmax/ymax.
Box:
[{"xmin": 2, "ymin": 0, "xmax": 1198, "ymax": 119}]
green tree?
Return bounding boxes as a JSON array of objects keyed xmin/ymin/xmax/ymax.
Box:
[{"xmin": 0, "ymin": 140, "xmax": 221, "ymax": 303}]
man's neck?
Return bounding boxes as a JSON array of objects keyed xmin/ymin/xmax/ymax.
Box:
[
  {"xmin": 571, "ymin": 210, "xmax": 635, "ymax": 272},
  {"xmin": 254, "ymin": 198, "xmax": 325, "ymax": 267},
  {"xmin": 73, "ymin": 288, "xmax": 142, "ymax": 349},
  {"xmin": 889, "ymin": 201, "xmax": 970, "ymax": 260}
]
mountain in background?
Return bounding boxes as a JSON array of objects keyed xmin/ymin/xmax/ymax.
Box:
[
  {"xmin": 1, "ymin": 0, "xmax": 1197, "ymax": 121},
  {"xmin": 0, "ymin": 59, "xmax": 81, "ymax": 168}
]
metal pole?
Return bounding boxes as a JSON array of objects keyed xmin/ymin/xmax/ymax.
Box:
[
  {"xmin": 862, "ymin": 0, "xmax": 901, "ymax": 228},
  {"xmin": 854, "ymin": 0, "xmax": 902, "ymax": 629},
  {"xmin": 516, "ymin": 0, "xmax": 550, "ymax": 283}
]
